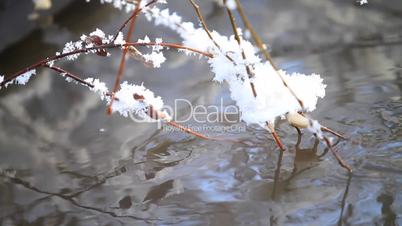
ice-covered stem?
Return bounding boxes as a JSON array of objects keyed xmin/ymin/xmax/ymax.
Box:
[
  {"xmin": 224, "ymin": 0, "xmax": 286, "ymax": 152},
  {"xmin": 232, "ymin": 0, "xmax": 305, "ymax": 111},
  {"xmin": 108, "ymin": 0, "xmax": 143, "ymax": 115},
  {"xmin": 0, "ymin": 42, "xmax": 211, "ymax": 88}
]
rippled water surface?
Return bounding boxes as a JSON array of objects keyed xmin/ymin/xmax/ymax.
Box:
[{"xmin": 0, "ymin": 0, "xmax": 401, "ymax": 225}]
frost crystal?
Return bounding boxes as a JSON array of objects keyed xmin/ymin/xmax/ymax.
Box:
[
  {"xmin": 137, "ymin": 36, "xmax": 151, "ymax": 43},
  {"xmin": 136, "ymin": 36, "xmax": 166, "ymax": 68},
  {"xmin": 90, "ymin": 28, "xmax": 106, "ymax": 39},
  {"xmin": 15, "ymin": 69, "xmax": 36, "ymax": 85},
  {"xmin": 110, "ymin": 82, "xmax": 169, "ymax": 121},
  {"xmin": 84, "ymin": 78, "xmax": 109, "ymax": 100},
  {"xmin": 114, "ymin": 32, "xmax": 126, "ymax": 45},
  {"xmin": 143, "ymin": 52, "xmax": 166, "ymax": 68},
  {"xmin": 307, "ymin": 120, "xmax": 324, "ymax": 139},
  {"xmin": 62, "ymin": 41, "xmax": 82, "ymax": 60}
]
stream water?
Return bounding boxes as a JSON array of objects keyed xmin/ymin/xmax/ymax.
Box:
[{"xmin": 0, "ymin": 0, "xmax": 401, "ymax": 225}]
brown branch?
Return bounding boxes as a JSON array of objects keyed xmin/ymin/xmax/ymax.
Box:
[
  {"xmin": 0, "ymin": 42, "xmax": 212, "ymax": 88},
  {"xmin": 323, "ymin": 136, "xmax": 352, "ymax": 172},
  {"xmin": 108, "ymin": 0, "xmax": 143, "ymax": 115},
  {"xmin": 188, "ymin": 0, "xmax": 235, "ymax": 63},
  {"xmin": 321, "ymin": 126, "xmax": 348, "ymax": 140},
  {"xmin": 44, "ymin": 65, "xmax": 95, "ymax": 88},
  {"xmin": 112, "ymin": 0, "xmax": 158, "ymax": 41}
]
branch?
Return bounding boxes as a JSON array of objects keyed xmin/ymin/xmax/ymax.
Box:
[
  {"xmin": 0, "ymin": 42, "xmax": 212, "ymax": 88},
  {"xmin": 188, "ymin": 0, "xmax": 235, "ymax": 63},
  {"xmin": 108, "ymin": 0, "xmax": 143, "ymax": 115},
  {"xmin": 112, "ymin": 0, "xmax": 158, "ymax": 42}
]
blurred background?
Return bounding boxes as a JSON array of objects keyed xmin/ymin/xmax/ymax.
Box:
[{"xmin": 0, "ymin": 0, "xmax": 401, "ymax": 225}]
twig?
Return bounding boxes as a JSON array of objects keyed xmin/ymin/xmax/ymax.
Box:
[
  {"xmin": 321, "ymin": 126, "xmax": 348, "ymax": 140},
  {"xmin": 108, "ymin": 0, "xmax": 143, "ymax": 115},
  {"xmin": 188, "ymin": 0, "xmax": 235, "ymax": 63},
  {"xmin": 0, "ymin": 42, "xmax": 212, "ymax": 88},
  {"xmin": 233, "ymin": 0, "xmax": 305, "ymax": 110},
  {"xmin": 188, "ymin": 0, "xmax": 222, "ymax": 51},
  {"xmin": 44, "ymin": 65, "xmax": 95, "ymax": 89},
  {"xmin": 323, "ymin": 136, "xmax": 352, "ymax": 172},
  {"xmin": 112, "ymin": 0, "xmax": 158, "ymax": 42}
]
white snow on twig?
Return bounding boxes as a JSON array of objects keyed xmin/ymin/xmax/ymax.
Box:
[
  {"xmin": 61, "ymin": 29, "xmax": 125, "ymax": 61},
  {"xmin": 84, "ymin": 78, "xmax": 109, "ymax": 100},
  {"xmin": 114, "ymin": 32, "xmax": 126, "ymax": 45},
  {"xmin": 15, "ymin": 69, "xmax": 36, "ymax": 85},
  {"xmin": 81, "ymin": 77, "xmax": 169, "ymax": 121},
  {"xmin": 110, "ymin": 82, "xmax": 169, "ymax": 121}
]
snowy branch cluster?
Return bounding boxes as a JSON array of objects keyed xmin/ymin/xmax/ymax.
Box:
[
  {"xmin": 142, "ymin": 4, "xmax": 326, "ymax": 130},
  {"xmin": 3, "ymin": 0, "xmax": 330, "ymax": 134}
]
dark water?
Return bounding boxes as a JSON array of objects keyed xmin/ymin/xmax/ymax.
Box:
[{"xmin": 0, "ymin": 0, "xmax": 401, "ymax": 225}]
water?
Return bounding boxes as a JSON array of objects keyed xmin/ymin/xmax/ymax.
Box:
[{"xmin": 0, "ymin": 0, "xmax": 401, "ymax": 225}]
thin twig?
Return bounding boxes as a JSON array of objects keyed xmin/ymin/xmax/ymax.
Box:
[
  {"xmin": 188, "ymin": 0, "xmax": 235, "ymax": 63},
  {"xmin": 322, "ymin": 126, "xmax": 348, "ymax": 140},
  {"xmin": 233, "ymin": 0, "xmax": 305, "ymax": 110},
  {"xmin": 188, "ymin": 0, "xmax": 222, "ymax": 50},
  {"xmin": 323, "ymin": 136, "xmax": 352, "ymax": 172},
  {"xmin": 44, "ymin": 65, "xmax": 95, "ymax": 88},
  {"xmin": 0, "ymin": 42, "xmax": 212, "ymax": 88},
  {"xmin": 112, "ymin": 0, "xmax": 158, "ymax": 42}
]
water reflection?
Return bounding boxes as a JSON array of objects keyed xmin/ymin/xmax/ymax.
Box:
[{"xmin": 337, "ymin": 173, "xmax": 352, "ymax": 226}]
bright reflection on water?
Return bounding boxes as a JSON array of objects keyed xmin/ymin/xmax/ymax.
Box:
[{"xmin": 0, "ymin": 0, "xmax": 401, "ymax": 225}]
